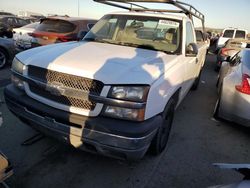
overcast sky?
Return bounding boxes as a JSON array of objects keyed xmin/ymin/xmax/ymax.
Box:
[{"xmin": 0, "ymin": 0, "xmax": 249, "ymax": 31}]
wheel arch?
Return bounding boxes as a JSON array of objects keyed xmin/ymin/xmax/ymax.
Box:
[
  {"xmin": 0, "ymin": 46, "xmax": 10, "ymax": 62},
  {"xmin": 145, "ymin": 86, "xmax": 181, "ymax": 120}
]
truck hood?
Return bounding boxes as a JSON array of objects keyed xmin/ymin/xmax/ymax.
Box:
[{"xmin": 17, "ymin": 41, "xmax": 178, "ymax": 85}]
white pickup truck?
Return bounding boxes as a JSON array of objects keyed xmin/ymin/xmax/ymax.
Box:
[{"xmin": 4, "ymin": 0, "xmax": 207, "ymax": 160}]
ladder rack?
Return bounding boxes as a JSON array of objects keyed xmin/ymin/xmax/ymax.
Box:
[{"xmin": 94, "ymin": 0, "xmax": 205, "ymax": 31}]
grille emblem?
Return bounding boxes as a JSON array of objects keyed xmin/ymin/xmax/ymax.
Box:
[{"xmin": 45, "ymin": 82, "xmax": 65, "ymax": 96}]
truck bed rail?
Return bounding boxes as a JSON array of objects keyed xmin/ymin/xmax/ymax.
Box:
[{"xmin": 94, "ymin": 0, "xmax": 205, "ymax": 31}]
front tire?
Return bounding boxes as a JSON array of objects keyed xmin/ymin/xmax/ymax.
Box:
[{"xmin": 150, "ymin": 99, "xmax": 175, "ymax": 155}]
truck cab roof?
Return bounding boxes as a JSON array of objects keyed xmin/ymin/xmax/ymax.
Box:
[{"xmin": 108, "ymin": 11, "xmax": 187, "ymax": 21}]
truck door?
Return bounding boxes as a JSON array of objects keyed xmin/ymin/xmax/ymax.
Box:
[{"xmin": 183, "ymin": 21, "xmax": 199, "ymax": 93}]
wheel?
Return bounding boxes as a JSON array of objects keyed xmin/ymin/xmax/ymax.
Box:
[
  {"xmin": 150, "ymin": 99, "xmax": 175, "ymax": 155},
  {"xmin": 214, "ymin": 65, "xmax": 220, "ymax": 72},
  {"xmin": 216, "ymin": 76, "xmax": 219, "ymax": 87},
  {"xmin": 213, "ymin": 98, "xmax": 221, "ymax": 120},
  {"xmin": 0, "ymin": 48, "xmax": 7, "ymax": 69},
  {"xmin": 191, "ymin": 70, "xmax": 201, "ymax": 90},
  {"xmin": 213, "ymin": 84, "xmax": 222, "ymax": 120}
]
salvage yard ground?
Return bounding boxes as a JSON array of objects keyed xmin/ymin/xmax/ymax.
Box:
[{"xmin": 0, "ymin": 54, "xmax": 250, "ymax": 188}]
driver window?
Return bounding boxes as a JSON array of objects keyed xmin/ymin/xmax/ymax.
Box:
[
  {"xmin": 186, "ymin": 22, "xmax": 195, "ymax": 46},
  {"xmin": 95, "ymin": 18, "xmax": 118, "ymax": 39},
  {"xmin": 7, "ymin": 18, "xmax": 15, "ymax": 25}
]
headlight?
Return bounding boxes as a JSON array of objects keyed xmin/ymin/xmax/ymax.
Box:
[
  {"xmin": 104, "ymin": 106, "xmax": 145, "ymax": 121},
  {"xmin": 11, "ymin": 57, "xmax": 25, "ymax": 75},
  {"xmin": 109, "ymin": 86, "xmax": 149, "ymax": 102},
  {"xmin": 104, "ymin": 86, "xmax": 149, "ymax": 121},
  {"xmin": 11, "ymin": 57, "xmax": 25, "ymax": 90}
]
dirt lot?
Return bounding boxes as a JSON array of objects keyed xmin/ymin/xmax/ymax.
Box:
[{"xmin": 1, "ymin": 54, "xmax": 250, "ymax": 188}]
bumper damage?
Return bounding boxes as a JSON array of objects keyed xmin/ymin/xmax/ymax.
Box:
[{"xmin": 4, "ymin": 84, "xmax": 161, "ymax": 160}]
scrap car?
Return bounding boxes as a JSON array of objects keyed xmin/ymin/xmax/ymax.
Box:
[
  {"xmin": 215, "ymin": 49, "xmax": 250, "ymax": 127},
  {"xmin": 30, "ymin": 16, "xmax": 97, "ymax": 47},
  {"xmin": 4, "ymin": 0, "xmax": 208, "ymax": 160},
  {"xmin": 215, "ymin": 38, "xmax": 250, "ymax": 71}
]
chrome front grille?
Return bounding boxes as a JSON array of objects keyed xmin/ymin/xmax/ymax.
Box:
[
  {"xmin": 27, "ymin": 66, "xmax": 104, "ymax": 111},
  {"xmin": 29, "ymin": 86, "xmax": 96, "ymax": 110},
  {"xmin": 28, "ymin": 66, "xmax": 103, "ymax": 95}
]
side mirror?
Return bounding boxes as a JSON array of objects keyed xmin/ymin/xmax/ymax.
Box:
[
  {"xmin": 186, "ymin": 43, "xmax": 198, "ymax": 57},
  {"xmin": 77, "ymin": 30, "xmax": 88, "ymax": 41}
]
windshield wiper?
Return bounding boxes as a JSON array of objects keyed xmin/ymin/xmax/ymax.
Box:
[
  {"xmin": 118, "ymin": 42, "xmax": 173, "ymax": 54},
  {"xmin": 116, "ymin": 42, "xmax": 153, "ymax": 49},
  {"xmin": 83, "ymin": 38, "xmax": 96, "ymax": 41},
  {"xmin": 84, "ymin": 38, "xmax": 119, "ymax": 45},
  {"xmin": 84, "ymin": 39, "xmax": 175, "ymax": 54}
]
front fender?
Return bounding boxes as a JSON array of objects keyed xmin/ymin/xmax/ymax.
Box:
[{"xmin": 145, "ymin": 67, "xmax": 183, "ymax": 120}]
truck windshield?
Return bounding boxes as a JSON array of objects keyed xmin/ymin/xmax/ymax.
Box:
[
  {"xmin": 235, "ymin": 30, "xmax": 246, "ymax": 39},
  {"xmin": 222, "ymin": 30, "xmax": 234, "ymax": 38},
  {"xmin": 84, "ymin": 15, "xmax": 182, "ymax": 54}
]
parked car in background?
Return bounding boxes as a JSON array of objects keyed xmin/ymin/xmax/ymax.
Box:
[
  {"xmin": 0, "ymin": 37, "xmax": 18, "ymax": 68},
  {"xmin": 215, "ymin": 39, "xmax": 250, "ymax": 71},
  {"xmin": 217, "ymin": 28, "xmax": 248, "ymax": 50},
  {"xmin": 18, "ymin": 16, "xmax": 37, "ymax": 23},
  {"xmin": 207, "ymin": 31, "xmax": 217, "ymax": 39},
  {"xmin": 0, "ymin": 12, "xmax": 15, "ymax": 16},
  {"xmin": 214, "ymin": 49, "xmax": 250, "ymax": 127},
  {"xmin": 209, "ymin": 163, "xmax": 250, "ymax": 188},
  {"xmin": 0, "ymin": 23, "xmax": 13, "ymax": 38},
  {"xmin": 30, "ymin": 16, "xmax": 97, "ymax": 47},
  {"xmin": 29, "ymin": 15, "xmax": 46, "ymax": 21},
  {"xmin": 195, "ymin": 30, "xmax": 210, "ymax": 50},
  {"xmin": 13, "ymin": 22, "xmax": 39, "ymax": 50},
  {"xmin": 0, "ymin": 16, "xmax": 30, "ymax": 31}
]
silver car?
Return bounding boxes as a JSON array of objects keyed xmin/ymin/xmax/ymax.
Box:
[
  {"xmin": 209, "ymin": 163, "xmax": 250, "ymax": 188},
  {"xmin": 0, "ymin": 37, "xmax": 17, "ymax": 68},
  {"xmin": 13, "ymin": 22, "xmax": 39, "ymax": 50},
  {"xmin": 214, "ymin": 49, "xmax": 250, "ymax": 126}
]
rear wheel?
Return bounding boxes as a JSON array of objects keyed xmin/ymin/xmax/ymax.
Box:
[
  {"xmin": 214, "ymin": 84, "xmax": 222, "ymax": 119},
  {"xmin": 213, "ymin": 98, "xmax": 220, "ymax": 119},
  {"xmin": 216, "ymin": 76, "xmax": 220, "ymax": 87},
  {"xmin": 0, "ymin": 48, "xmax": 7, "ymax": 69},
  {"xmin": 150, "ymin": 99, "xmax": 175, "ymax": 155},
  {"xmin": 214, "ymin": 65, "xmax": 220, "ymax": 72}
]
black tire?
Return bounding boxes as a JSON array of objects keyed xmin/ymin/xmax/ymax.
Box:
[
  {"xmin": 150, "ymin": 99, "xmax": 175, "ymax": 155},
  {"xmin": 213, "ymin": 83, "xmax": 222, "ymax": 120},
  {"xmin": 213, "ymin": 98, "xmax": 221, "ymax": 120},
  {"xmin": 214, "ymin": 65, "xmax": 220, "ymax": 72},
  {"xmin": 0, "ymin": 48, "xmax": 8, "ymax": 69},
  {"xmin": 191, "ymin": 70, "xmax": 201, "ymax": 90},
  {"xmin": 216, "ymin": 76, "xmax": 220, "ymax": 88}
]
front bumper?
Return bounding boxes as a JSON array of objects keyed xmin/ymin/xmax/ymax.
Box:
[{"xmin": 4, "ymin": 85, "xmax": 161, "ymax": 160}]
